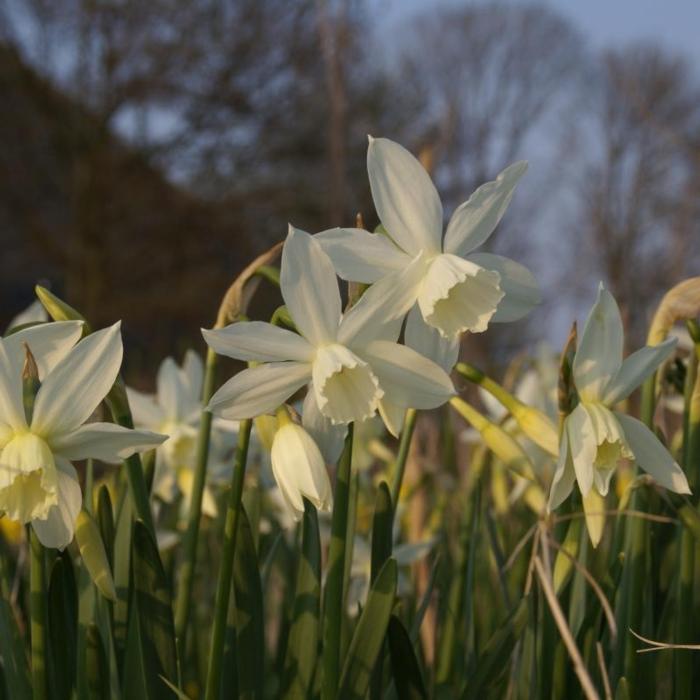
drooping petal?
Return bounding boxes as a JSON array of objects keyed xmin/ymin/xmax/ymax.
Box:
[
  {"xmin": 573, "ymin": 285, "xmax": 624, "ymax": 402},
  {"xmin": 603, "ymin": 337, "xmax": 677, "ymax": 406},
  {"xmin": 615, "ymin": 413, "xmax": 691, "ymax": 494},
  {"xmin": 582, "ymin": 488, "xmax": 606, "ymax": 548},
  {"xmin": 31, "ymin": 458, "xmax": 82, "ymax": 550},
  {"xmin": 315, "ymin": 228, "xmax": 412, "ymax": 283},
  {"xmin": 207, "ymin": 362, "xmax": 311, "ymax": 420},
  {"xmin": 547, "ymin": 429, "xmax": 576, "ymax": 511},
  {"xmin": 4, "ymin": 321, "xmax": 83, "ymax": 380},
  {"xmin": 126, "ymin": 388, "xmax": 166, "ymax": 428},
  {"xmin": 338, "ymin": 253, "xmax": 426, "ymax": 347},
  {"xmin": 417, "ymin": 254, "xmax": 504, "ymax": 338},
  {"xmin": 157, "ymin": 357, "xmax": 188, "ymax": 421},
  {"xmin": 270, "ymin": 422, "xmax": 333, "ymax": 521},
  {"xmin": 466, "ymin": 253, "xmax": 540, "ymax": 323},
  {"xmin": 202, "ymin": 322, "xmax": 313, "ymax": 364},
  {"xmin": 367, "ymin": 137, "xmax": 443, "ymax": 256},
  {"xmin": 377, "ymin": 398, "xmax": 406, "ymax": 438},
  {"xmin": 359, "ymin": 340, "xmax": 455, "ymax": 409},
  {"xmin": 31, "ymin": 323, "xmax": 123, "ymax": 437},
  {"xmin": 404, "ymin": 304, "xmax": 460, "ymax": 373},
  {"xmin": 281, "ymin": 226, "xmax": 341, "ymax": 346},
  {"xmin": 50, "ymin": 422, "xmax": 167, "ymax": 464},
  {"xmin": 0, "ymin": 338, "xmax": 27, "ymax": 432},
  {"xmin": 443, "ymin": 161, "xmax": 528, "ymax": 257},
  {"xmin": 301, "ymin": 387, "xmax": 348, "ymax": 465},
  {"xmin": 566, "ymin": 405, "xmax": 596, "ymax": 496},
  {"xmin": 312, "ymin": 345, "xmax": 383, "ymax": 424}
]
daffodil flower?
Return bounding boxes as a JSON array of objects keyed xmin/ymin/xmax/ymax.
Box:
[
  {"xmin": 316, "ymin": 137, "xmax": 541, "ymax": 370},
  {"xmin": 128, "ymin": 350, "xmax": 239, "ymax": 519},
  {"xmin": 0, "ymin": 322, "xmax": 166, "ymax": 549},
  {"xmin": 548, "ymin": 285, "xmax": 690, "ymax": 546},
  {"xmin": 202, "ymin": 226, "xmax": 455, "ymax": 442}
]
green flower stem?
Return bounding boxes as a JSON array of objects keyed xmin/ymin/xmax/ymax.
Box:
[
  {"xmin": 29, "ymin": 529, "xmax": 47, "ymax": 700},
  {"xmin": 204, "ymin": 418, "xmax": 252, "ymax": 700},
  {"xmin": 322, "ymin": 426, "xmax": 354, "ymax": 700},
  {"xmin": 174, "ymin": 347, "xmax": 218, "ymax": 658},
  {"xmin": 390, "ymin": 409, "xmax": 417, "ymax": 515}
]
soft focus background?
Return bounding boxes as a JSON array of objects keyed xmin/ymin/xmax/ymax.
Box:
[{"xmin": 1, "ymin": 0, "xmax": 698, "ymax": 373}]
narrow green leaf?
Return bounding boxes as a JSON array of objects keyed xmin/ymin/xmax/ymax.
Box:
[
  {"xmin": 132, "ymin": 520, "xmax": 179, "ymax": 698},
  {"xmin": 112, "ymin": 485, "xmax": 132, "ymax": 669},
  {"xmin": 47, "ymin": 553, "xmax": 78, "ymax": 700},
  {"xmin": 370, "ymin": 483, "xmax": 393, "ymax": 584},
  {"xmin": 75, "ymin": 510, "xmax": 117, "ymax": 602},
  {"xmin": 85, "ymin": 623, "xmax": 110, "ymax": 699},
  {"xmin": 337, "ymin": 558, "xmax": 397, "ymax": 700},
  {"xmin": 387, "ymin": 615, "xmax": 427, "ymax": 700},
  {"xmin": 96, "ymin": 485, "xmax": 115, "ymax": 571},
  {"xmin": 282, "ymin": 500, "xmax": 321, "ymax": 699},
  {"xmin": 615, "ymin": 677, "xmax": 630, "ymax": 700}
]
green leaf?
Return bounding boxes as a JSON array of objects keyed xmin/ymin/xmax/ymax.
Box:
[
  {"xmin": 387, "ymin": 615, "xmax": 427, "ymax": 700},
  {"xmin": 370, "ymin": 482, "xmax": 393, "ymax": 584},
  {"xmin": 96, "ymin": 485, "xmax": 115, "ymax": 571},
  {"xmin": 47, "ymin": 553, "xmax": 78, "ymax": 700},
  {"xmin": 337, "ymin": 558, "xmax": 397, "ymax": 700},
  {"xmin": 0, "ymin": 555, "xmax": 31, "ymax": 700},
  {"xmin": 85, "ymin": 623, "xmax": 110, "ymax": 699},
  {"xmin": 75, "ymin": 509, "xmax": 117, "ymax": 602},
  {"xmin": 282, "ymin": 500, "xmax": 321, "ymax": 699},
  {"xmin": 615, "ymin": 677, "xmax": 630, "ymax": 700},
  {"xmin": 132, "ymin": 520, "xmax": 179, "ymax": 698},
  {"xmin": 112, "ymin": 486, "xmax": 132, "ymax": 669}
]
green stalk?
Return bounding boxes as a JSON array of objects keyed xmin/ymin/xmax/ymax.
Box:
[
  {"xmin": 174, "ymin": 347, "xmax": 219, "ymax": 658},
  {"xmin": 390, "ymin": 409, "xmax": 417, "ymax": 515},
  {"xmin": 322, "ymin": 426, "xmax": 354, "ymax": 700},
  {"xmin": 203, "ymin": 418, "xmax": 252, "ymax": 700},
  {"xmin": 29, "ymin": 529, "xmax": 47, "ymax": 700}
]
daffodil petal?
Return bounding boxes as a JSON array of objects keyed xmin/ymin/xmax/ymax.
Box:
[
  {"xmin": 360, "ymin": 340, "xmax": 455, "ymax": 409},
  {"xmin": 615, "ymin": 413, "xmax": 691, "ymax": 494},
  {"xmin": 377, "ymin": 398, "xmax": 405, "ymax": 438},
  {"xmin": 301, "ymin": 387, "xmax": 347, "ymax": 465},
  {"xmin": 404, "ymin": 304, "xmax": 460, "ymax": 372},
  {"xmin": 443, "ymin": 161, "xmax": 527, "ymax": 257},
  {"xmin": 126, "ymin": 388, "xmax": 166, "ymax": 428},
  {"xmin": 566, "ymin": 405, "xmax": 596, "ymax": 496},
  {"xmin": 573, "ymin": 285, "xmax": 623, "ymax": 402},
  {"xmin": 315, "ymin": 227, "xmax": 412, "ymax": 283},
  {"xmin": 207, "ymin": 362, "xmax": 311, "ymax": 420},
  {"xmin": 202, "ymin": 322, "xmax": 313, "ymax": 363},
  {"xmin": 0, "ymin": 338, "xmax": 26, "ymax": 432},
  {"xmin": 547, "ymin": 429, "xmax": 576, "ymax": 511},
  {"xmin": 182, "ymin": 350, "xmax": 204, "ymax": 401},
  {"xmin": 582, "ymin": 488, "xmax": 606, "ymax": 548},
  {"xmin": 31, "ymin": 458, "xmax": 82, "ymax": 550},
  {"xmin": 157, "ymin": 357, "xmax": 187, "ymax": 421},
  {"xmin": 466, "ymin": 253, "xmax": 540, "ymax": 323},
  {"xmin": 603, "ymin": 337, "xmax": 677, "ymax": 405},
  {"xmin": 50, "ymin": 422, "xmax": 167, "ymax": 464},
  {"xmin": 31, "ymin": 323, "xmax": 123, "ymax": 437},
  {"xmin": 5, "ymin": 300, "xmax": 47, "ymax": 331},
  {"xmin": 367, "ymin": 137, "xmax": 443, "ymax": 256},
  {"xmin": 281, "ymin": 226, "xmax": 341, "ymax": 346}
]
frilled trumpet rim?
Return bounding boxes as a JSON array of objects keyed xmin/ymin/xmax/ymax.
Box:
[
  {"xmin": 312, "ymin": 343, "xmax": 384, "ymax": 424},
  {"xmin": 418, "ymin": 254, "xmax": 504, "ymax": 338}
]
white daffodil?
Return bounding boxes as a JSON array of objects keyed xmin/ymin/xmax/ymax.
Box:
[
  {"xmin": 202, "ymin": 226, "xmax": 455, "ymax": 449},
  {"xmin": 127, "ymin": 350, "xmax": 239, "ymax": 519},
  {"xmin": 0, "ymin": 322, "xmax": 166, "ymax": 549},
  {"xmin": 316, "ymin": 137, "xmax": 541, "ymax": 371},
  {"xmin": 548, "ymin": 285, "xmax": 690, "ymax": 546},
  {"xmin": 270, "ymin": 412, "xmax": 332, "ymax": 522}
]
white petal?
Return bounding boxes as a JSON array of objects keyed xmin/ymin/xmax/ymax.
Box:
[
  {"xmin": 573, "ymin": 285, "xmax": 623, "ymax": 402},
  {"xmin": 4, "ymin": 321, "xmax": 83, "ymax": 380},
  {"xmin": 50, "ymin": 422, "xmax": 167, "ymax": 464},
  {"xmin": 126, "ymin": 388, "xmax": 165, "ymax": 428},
  {"xmin": 281, "ymin": 226, "xmax": 341, "ymax": 346},
  {"xmin": 566, "ymin": 405, "xmax": 596, "ymax": 496},
  {"xmin": 31, "ymin": 459, "xmax": 82, "ymax": 550},
  {"xmin": 6, "ymin": 300, "xmax": 48, "ymax": 331},
  {"xmin": 417, "ymin": 254, "xmax": 503, "ymax": 338},
  {"xmin": 466, "ymin": 253, "xmax": 540, "ymax": 323},
  {"xmin": 301, "ymin": 387, "xmax": 348, "ymax": 465},
  {"xmin": 207, "ymin": 362, "xmax": 311, "ymax": 420},
  {"xmin": 315, "ymin": 228, "xmax": 412, "ymax": 283},
  {"xmin": 271, "ymin": 423, "xmax": 333, "ymax": 521},
  {"xmin": 404, "ymin": 304, "xmax": 460, "ymax": 372},
  {"xmin": 202, "ymin": 322, "xmax": 313, "ymax": 363},
  {"xmin": 582, "ymin": 488, "xmax": 606, "ymax": 548},
  {"xmin": 360, "ymin": 340, "xmax": 455, "ymax": 409},
  {"xmin": 312, "ymin": 345, "xmax": 383, "ymax": 424},
  {"xmin": 31, "ymin": 323, "xmax": 123, "ymax": 437},
  {"xmin": 338, "ymin": 254, "xmax": 426, "ymax": 348},
  {"xmin": 443, "ymin": 161, "xmax": 527, "ymax": 256},
  {"xmin": 367, "ymin": 137, "xmax": 443, "ymax": 256},
  {"xmin": 615, "ymin": 413, "xmax": 691, "ymax": 494},
  {"xmin": 377, "ymin": 398, "xmax": 406, "ymax": 438},
  {"xmin": 547, "ymin": 429, "xmax": 575, "ymax": 511},
  {"xmin": 157, "ymin": 357, "xmax": 187, "ymax": 421},
  {"xmin": 0, "ymin": 338, "xmax": 27, "ymax": 431},
  {"xmin": 181, "ymin": 350, "xmax": 204, "ymax": 402},
  {"xmin": 603, "ymin": 338, "xmax": 677, "ymax": 405}
]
